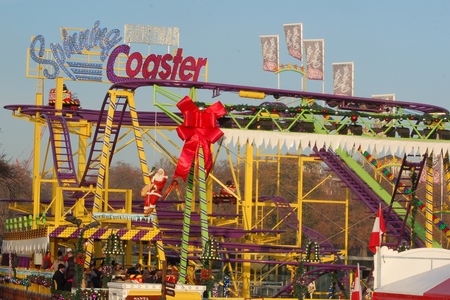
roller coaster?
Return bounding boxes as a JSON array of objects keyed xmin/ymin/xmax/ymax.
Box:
[{"xmin": 3, "ymin": 77, "xmax": 450, "ymax": 298}]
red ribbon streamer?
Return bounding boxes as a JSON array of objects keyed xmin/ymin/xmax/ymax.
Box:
[{"xmin": 174, "ymin": 96, "xmax": 226, "ymax": 181}]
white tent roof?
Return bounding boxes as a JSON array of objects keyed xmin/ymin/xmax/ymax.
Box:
[
  {"xmin": 374, "ymin": 264, "xmax": 450, "ymax": 298},
  {"xmin": 221, "ymin": 129, "xmax": 450, "ymax": 155}
]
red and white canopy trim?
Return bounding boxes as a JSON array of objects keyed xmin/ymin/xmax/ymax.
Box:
[{"xmin": 222, "ymin": 129, "xmax": 450, "ymax": 155}]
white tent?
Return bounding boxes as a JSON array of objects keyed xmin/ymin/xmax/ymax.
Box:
[{"xmin": 373, "ymin": 264, "xmax": 450, "ymax": 300}]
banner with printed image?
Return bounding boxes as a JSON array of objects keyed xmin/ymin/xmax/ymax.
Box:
[
  {"xmin": 304, "ymin": 39, "xmax": 324, "ymax": 80},
  {"xmin": 283, "ymin": 23, "xmax": 302, "ymax": 61},
  {"xmin": 333, "ymin": 62, "xmax": 354, "ymax": 96},
  {"xmin": 260, "ymin": 35, "xmax": 279, "ymax": 72}
]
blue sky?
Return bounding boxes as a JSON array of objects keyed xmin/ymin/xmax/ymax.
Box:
[{"xmin": 1, "ymin": 0, "xmax": 450, "ymax": 165}]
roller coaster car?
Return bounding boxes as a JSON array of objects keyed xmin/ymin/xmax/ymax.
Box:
[
  {"xmin": 48, "ymin": 87, "xmax": 81, "ymax": 110},
  {"xmin": 218, "ymin": 102, "xmax": 291, "ymax": 130},
  {"xmin": 327, "ymin": 99, "xmax": 386, "ymax": 113},
  {"xmin": 212, "ymin": 181, "xmax": 237, "ymax": 204}
]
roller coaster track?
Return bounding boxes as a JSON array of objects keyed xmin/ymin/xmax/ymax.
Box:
[
  {"xmin": 5, "ymin": 79, "xmax": 450, "ymax": 297},
  {"xmin": 41, "ymin": 114, "xmax": 80, "ymax": 196},
  {"xmin": 80, "ymin": 91, "xmax": 128, "ymax": 187},
  {"xmin": 39, "ymin": 93, "xmax": 129, "ymax": 197},
  {"xmin": 312, "ymin": 145, "xmax": 426, "ymax": 248},
  {"xmin": 259, "ymin": 195, "xmax": 336, "ymax": 251}
]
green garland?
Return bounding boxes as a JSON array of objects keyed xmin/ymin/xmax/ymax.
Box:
[
  {"xmin": 292, "ymin": 260, "xmax": 308, "ymax": 300},
  {"xmin": 195, "ymin": 101, "xmax": 449, "ymax": 123},
  {"xmin": 102, "ymin": 253, "xmax": 112, "ymax": 287},
  {"xmin": 329, "ymin": 271, "xmax": 348, "ymax": 299}
]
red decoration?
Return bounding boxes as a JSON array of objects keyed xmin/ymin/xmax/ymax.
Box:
[
  {"xmin": 350, "ymin": 115, "xmax": 358, "ymax": 123},
  {"xmin": 75, "ymin": 253, "xmax": 85, "ymax": 267},
  {"xmin": 410, "ymin": 116, "xmax": 415, "ymax": 120},
  {"xmin": 385, "ymin": 117, "xmax": 390, "ymax": 122},
  {"xmin": 297, "ymin": 108, "xmax": 302, "ymax": 112},
  {"xmin": 174, "ymin": 96, "xmax": 226, "ymax": 181},
  {"xmin": 251, "ymin": 107, "xmax": 256, "ymax": 112}
]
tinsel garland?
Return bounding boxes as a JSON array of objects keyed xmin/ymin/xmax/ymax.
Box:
[
  {"xmin": 52, "ymin": 289, "xmax": 109, "ymax": 300},
  {"xmin": 0, "ymin": 275, "xmax": 30, "ymax": 286},
  {"xmin": 223, "ymin": 274, "xmax": 230, "ymax": 298},
  {"xmin": 27, "ymin": 275, "xmax": 52, "ymax": 287}
]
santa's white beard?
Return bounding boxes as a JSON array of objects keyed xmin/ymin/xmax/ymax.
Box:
[{"xmin": 153, "ymin": 174, "xmax": 164, "ymax": 182}]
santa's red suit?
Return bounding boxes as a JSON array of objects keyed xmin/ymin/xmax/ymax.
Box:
[{"xmin": 144, "ymin": 169, "xmax": 168, "ymax": 213}]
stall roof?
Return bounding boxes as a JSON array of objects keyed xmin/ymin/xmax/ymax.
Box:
[{"xmin": 373, "ymin": 264, "xmax": 450, "ymax": 300}]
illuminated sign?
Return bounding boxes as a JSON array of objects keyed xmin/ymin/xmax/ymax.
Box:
[
  {"xmin": 107, "ymin": 45, "xmax": 207, "ymax": 83},
  {"xmin": 29, "ymin": 20, "xmax": 122, "ymax": 81},
  {"xmin": 124, "ymin": 24, "xmax": 179, "ymax": 46},
  {"xmin": 28, "ymin": 21, "xmax": 206, "ymax": 84}
]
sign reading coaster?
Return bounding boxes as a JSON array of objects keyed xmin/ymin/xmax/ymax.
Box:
[{"xmin": 107, "ymin": 46, "xmax": 207, "ymax": 83}]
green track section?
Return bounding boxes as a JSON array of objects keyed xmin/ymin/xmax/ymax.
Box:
[{"xmin": 335, "ymin": 148, "xmax": 442, "ymax": 248}]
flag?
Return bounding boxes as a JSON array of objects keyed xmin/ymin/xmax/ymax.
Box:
[
  {"xmin": 260, "ymin": 35, "xmax": 279, "ymax": 72},
  {"xmin": 351, "ymin": 263, "xmax": 362, "ymax": 300},
  {"xmin": 332, "ymin": 62, "xmax": 354, "ymax": 96},
  {"xmin": 304, "ymin": 39, "xmax": 324, "ymax": 80},
  {"xmin": 283, "ymin": 23, "xmax": 302, "ymax": 61},
  {"xmin": 368, "ymin": 204, "xmax": 386, "ymax": 253}
]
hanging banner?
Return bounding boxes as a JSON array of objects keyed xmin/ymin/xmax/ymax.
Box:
[
  {"xmin": 332, "ymin": 62, "xmax": 354, "ymax": 96},
  {"xmin": 260, "ymin": 35, "xmax": 279, "ymax": 72},
  {"xmin": 283, "ymin": 23, "xmax": 302, "ymax": 61},
  {"xmin": 304, "ymin": 39, "xmax": 324, "ymax": 80}
]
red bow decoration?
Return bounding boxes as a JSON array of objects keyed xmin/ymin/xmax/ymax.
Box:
[{"xmin": 174, "ymin": 96, "xmax": 227, "ymax": 181}]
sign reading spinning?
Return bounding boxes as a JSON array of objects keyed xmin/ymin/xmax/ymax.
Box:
[{"xmin": 29, "ymin": 20, "xmax": 207, "ymax": 83}]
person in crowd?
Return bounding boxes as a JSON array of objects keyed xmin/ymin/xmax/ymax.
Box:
[
  {"xmin": 126, "ymin": 263, "xmax": 142, "ymax": 276},
  {"xmin": 113, "ymin": 263, "xmax": 125, "ymax": 276},
  {"xmin": 43, "ymin": 250, "xmax": 53, "ymax": 270},
  {"xmin": 153, "ymin": 269, "xmax": 163, "ymax": 283},
  {"xmin": 143, "ymin": 269, "xmax": 155, "ymax": 283},
  {"xmin": 64, "ymin": 249, "xmax": 75, "ymax": 291},
  {"xmin": 63, "ymin": 248, "xmax": 72, "ymax": 263},
  {"xmin": 52, "ymin": 263, "xmax": 67, "ymax": 291},
  {"xmin": 85, "ymin": 263, "xmax": 96, "ymax": 288},
  {"xmin": 51, "ymin": 250, "xmax": 64, "ymax": 273},
  {"xmin": 91, "ymin": 265, "xmax": 103, "ymax": 288},
  {"xmin": 112, "ymin": 263, "xmax": 126, "ymax": 281}
]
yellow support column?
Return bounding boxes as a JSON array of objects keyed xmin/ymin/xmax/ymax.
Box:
[
  {"xmin": 241, "ymin": 141, "xmax": 254, "ymax": 298},
  {"xmin": 425, "ymin": 153, "xmax": 434, "ymax": 247},
  {"xmin": 297, "ymin": 147, "xmax": 303, "ymax": 247}
]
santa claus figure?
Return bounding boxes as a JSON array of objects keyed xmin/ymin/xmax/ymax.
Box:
[{"xmin": 142, "ymin": 168, "xmax": 168, "ymax": 216}]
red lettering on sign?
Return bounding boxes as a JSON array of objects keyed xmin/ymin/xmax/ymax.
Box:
[{"xmin": 107, "ymin": 45, "xmax": 207, "ymax": 83}]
